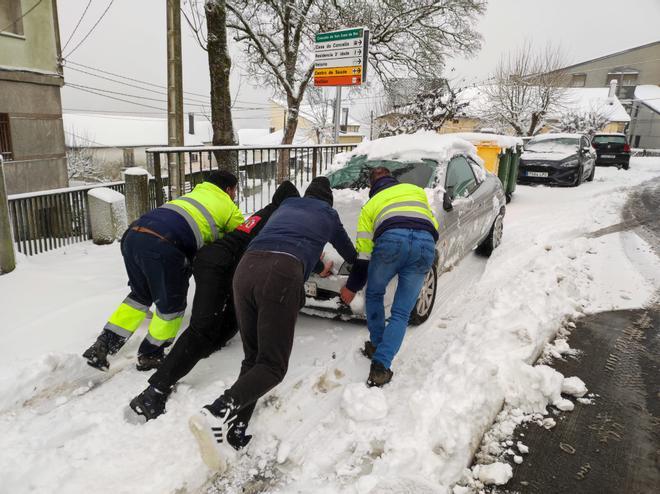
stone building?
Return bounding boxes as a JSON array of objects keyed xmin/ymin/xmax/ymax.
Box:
[{"xmin": 0, "ymin": 0, "xmax": 67, "ymax": 194}]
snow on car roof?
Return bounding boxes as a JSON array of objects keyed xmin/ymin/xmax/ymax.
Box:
[
  {"xmin": 332, "ymin": 131, "xmax": 477, "ymax": 169},
  {"xmin": 529, "ymin": 133, "xmax": 582, "ymax": 141},
  {"xmin": 451, "ymin": 132, "xmax": 523, "ymax": 149},
  {"xmin": 594, "ymin": 132, "xmax": 626, "ymax": 136}
]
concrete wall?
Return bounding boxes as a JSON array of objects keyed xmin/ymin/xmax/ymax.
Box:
[
  {"xmin": 0, "ymin": 0, "xmax": 66, "ymax": 195},
  {"xmin": 1, "ymin": 77, "xmax": 67, "ymax": 194},
  {"xmin": 628, "ymin": 103, "xmax": 660, "ymax": 149},
  {"xmin": 563, "ymin": 42, "xmax": 660, "ymax": 92},
  {"xmin": 0, "ymin": 0, "xmax": 61, "ymax": 74}
]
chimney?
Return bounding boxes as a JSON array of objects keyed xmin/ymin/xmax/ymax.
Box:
[
  {"xmin": 608, "ymin": 79, "xmax": 618, "ymax": 98},
  {"xmin": 188, "ymin": 113, "xmax": 195, "ymax": 134}
]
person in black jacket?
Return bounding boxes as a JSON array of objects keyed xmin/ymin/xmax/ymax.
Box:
[
  {"xmin": 128, "ymin": 182, "xmax": 317, "ymax": 433},
  {"xmin": 187, "ymin": 177, "xmax": 358, "ymax": 472}
]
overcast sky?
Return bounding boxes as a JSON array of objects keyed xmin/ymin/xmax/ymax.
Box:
[{"xmin": 57, "ymin": 0, "xmax": 660, "ymax": 131}]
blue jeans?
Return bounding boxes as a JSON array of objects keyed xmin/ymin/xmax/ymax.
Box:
[{"xmin": 366, "ymin": 228, "xmax": 436, "ymax": 369}]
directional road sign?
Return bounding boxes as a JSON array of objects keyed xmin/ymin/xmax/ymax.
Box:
[{"xmin": 314, "ymin": 27, "xmax": 369, "ymax": 87}]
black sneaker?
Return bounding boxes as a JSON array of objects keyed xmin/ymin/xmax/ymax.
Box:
[
  {"xmin": 366, "ymin": 361, "xmax": 393, "ymax": 387},
  {"xmin": 227, "ymin": 421, "xmax": 252, "ymax": 451},
  {"xmin": 129, "ymin": 385, "xmax": 170, "ymax": 421},
  {"xmin": 189, "ymin": 398, "xmax": 237, "ymax": 471},
  {"xmin": 82, "ymin": 330, "xmax": 127, "ymax": 370},
  {"xmin": 361, "ymin": 340, "xmax": 377, "ymax": 360}
]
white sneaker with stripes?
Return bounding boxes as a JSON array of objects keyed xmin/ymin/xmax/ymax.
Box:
[{"xmin": 188, "ymin": 407, "xmax": 236, "ymax": 472}]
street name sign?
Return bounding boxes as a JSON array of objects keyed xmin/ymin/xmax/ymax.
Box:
[{"xmin": 314, "ymin": 27, "xmax": 369, "ymax": 87}]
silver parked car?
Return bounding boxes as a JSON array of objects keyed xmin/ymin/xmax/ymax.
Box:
[{"xmin": 302, "ymin": 133, "xmax": 506, "ymax": 324}]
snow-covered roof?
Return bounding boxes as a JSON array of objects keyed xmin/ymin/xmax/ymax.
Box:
[
  {"xmin": 270, "ymin": 99, "xmax": 361, "ymax": 127},
  {"xmin": 237, "ymin": 128, "xmax": 271, "ymax": 146},
  {"xmin": 62, "ymin": 113, "xmax": 214, "ymax": 148},
  {"xmin": 451, "ymin": 132, "xmax": 523, "ymax": 149},
  {"xmin": 556, "ymin": 88, "xmax": 630, "ymax": 122},
  {"xmin": 456, "ymin": 86, "xmax": 630, "ymax": 123},
  {"xmin": 332, "ymin": 131, "xmax": 477, "ymax": 166},
  {"xmin": 237, "ymin": 127, "xmax": 314, "ymax": 147},
  {"xmin": 634, "ymin": 85, "xmax": 660, "ymax": 114}
]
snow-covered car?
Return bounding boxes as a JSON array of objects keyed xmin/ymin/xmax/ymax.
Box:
[
  {"xmin": 302, "ymin": 132, "xmax": 506, "ymax": 324},
  {"xmin": 518, "ymin": 133, "xmax": 596, "ymax": 186}
]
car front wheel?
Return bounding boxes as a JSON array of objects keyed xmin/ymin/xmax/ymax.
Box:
[{"xmin": 409, "ymin": 264, "xmax": 437, "ymax": 325}]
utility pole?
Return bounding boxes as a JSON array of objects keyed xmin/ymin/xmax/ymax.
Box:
[
  {"xmin": 370, "ymin": 110, "xmax": 374, "ymax": 140},
  {"xmin": 0, "ymin": 156, "xmax": 16, "ymax": 274},
  {"xmin": 333, "ymin": 86, "xmax": 342, "ymax": 144},
  {"xmin": 166, "ymin": 0, "xmax": 184, "ymax": 198}
]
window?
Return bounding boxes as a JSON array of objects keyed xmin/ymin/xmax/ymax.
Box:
[
  {"xmin": 633, "ymin": 136, "xmax": 641, "ymax": 147},
  {"xmin": 622, "ymin": 73, "xmax": 638, "ymax": 86},
  {"xmin": 0, "ymin": 113, "xmax": 13, "ymax": 161},
  {"xmin": 0, "ymin": 1, "xmax": 24, "ymax": 35},
  {"xmin": 446, "ymin": 156, "xmax": 477, "ymax": 199},
  {"xmin": 570, "ymin": 74, "xmax": 586, "ymax": 87}
]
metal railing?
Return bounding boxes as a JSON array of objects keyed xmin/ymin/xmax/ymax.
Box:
[
  {"xmin": 146, "ymin": 143, "xmax": 357, "ymax": 213},
  {"xmin": 6, "ymin": 144, "xmax": 358, "ymax": 256},
  {"xmin": 7, "ymin": 182, "xmax": 126, "ymax": 255}
]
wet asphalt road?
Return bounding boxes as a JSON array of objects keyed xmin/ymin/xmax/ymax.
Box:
[{"xmin": 501, "ymin": 178, "xmax": 660, "ymax": 494}]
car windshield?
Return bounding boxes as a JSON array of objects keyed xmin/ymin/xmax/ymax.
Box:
[
  {"xmin": 525, "ymin": 137, "xmax": 579, "ymax": 153},
  {"xmin": 593, "ymin": 135, "xmax": 626, "ymax": 144},
  {"xmin": 327, "ymin": 156, "xmax": 437, "ymax": 190}
]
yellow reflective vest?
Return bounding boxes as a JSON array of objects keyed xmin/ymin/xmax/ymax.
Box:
[
  {"xmin": 356, "ymin": 183, "xmax": 438, "ymax": 260},
  {"xmin": 162, "ymin": 182, "xmax": 244, "ymax": 248}
]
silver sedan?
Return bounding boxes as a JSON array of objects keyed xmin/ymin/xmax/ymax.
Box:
[{"xmin": 303, "ymin": 142, "xmax": 506, "ymax": 324}]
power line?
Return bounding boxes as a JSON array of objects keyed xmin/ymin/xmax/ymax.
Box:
[
  {"xmin": 67, "ymin": 84, "xmax": 168, "ymax": 111},
  {"xmin": 0, "ymin": 0, "xmax": 43, "ymax": 32},
  {"xmin": 61, "ymin": 0, "xmax": 93, "ymax": 53},
  {"xmin": 66, "ymin": 82, "xmax": 210, "ymax": 109},
  {"xmin": 63, "ymin": 0, "xmax": 116, "ymax": 58},
  {"xmin": 64, "ymin": 65, "xmax": 212, "ymax": 106},
  {"xmin": 64, "ymin": 60, "xmax": 211, "ymax": 99}
]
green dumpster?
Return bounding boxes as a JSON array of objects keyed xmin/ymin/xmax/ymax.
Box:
[
  {"xmin": 505, "ymin": 145, "xmax": 523, "ymax": 203},
  {"xmin": 496, "ymin": 151, "xmax": 511, "ymax": 196}
]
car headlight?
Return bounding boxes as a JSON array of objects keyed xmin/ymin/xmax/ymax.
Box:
[
  {"xmin": 560, "ymin": 159, "xmax": 579, "ymax": 168},
  {"xmin": 338, "ymin": 262, "xmax": 352, "ymax": 275}
]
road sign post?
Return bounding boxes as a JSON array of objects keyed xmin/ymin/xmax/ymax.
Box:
[{"xmin": 314, "ymin": 27, "xmax": 369, "ymax": 143}]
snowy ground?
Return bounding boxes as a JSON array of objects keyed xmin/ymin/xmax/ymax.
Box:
[{"xmin": 1, "ymin": 158, "xmax": 659, "ymax": 494}]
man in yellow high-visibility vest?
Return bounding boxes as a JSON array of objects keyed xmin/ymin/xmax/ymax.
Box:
[
  {"xmin": 341, "ymin": 167, "xmax": 438, "ymax": 387},
  {"xmin": 82, "ymin": 171, "xmax": 244, "ymax": 372}
]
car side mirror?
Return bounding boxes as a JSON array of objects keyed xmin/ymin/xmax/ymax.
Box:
[{"xmin": 443, "ymin": 191, "xmax": 453, "ymax": 211}]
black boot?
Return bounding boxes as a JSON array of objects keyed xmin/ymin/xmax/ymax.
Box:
[
  {"xmin": 227, "ymin": 421, "xmax": 252, "ymax": 450},
  {"xmin": 366, "ymin": 361, "xmax": 393, "ymax": 388},
  {"xmin": 82, "ymin": 330, "xmax": 127, "ymax": 370},
  {"xmin": 361, "ymin": 340, "xmax": 376, "ymax": 360},
  {"xmin": 136, "ymin": 338, "xmax": 169, "ymax": 371},
  {"xmin": 129, "ymin": 385, "xmax": 170, "ymax": 421}
]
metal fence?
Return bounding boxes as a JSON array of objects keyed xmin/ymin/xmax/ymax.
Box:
[
  {"xmin": 146, "ymin": 143, "xmax": 357, "ymax": 213},
  {"xmin": 6, "ymin": 144, "xmax": 357, "ymax": 256}
]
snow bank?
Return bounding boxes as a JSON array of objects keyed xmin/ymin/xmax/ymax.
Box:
[{"xmin": 0, "ymin": 158, "xmax": 659, "ymax": 493}]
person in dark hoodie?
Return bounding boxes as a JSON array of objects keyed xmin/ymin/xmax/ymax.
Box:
[
  {"xmin": 187, "ymin": 176, "xmax": 357, "ymax": 472},
  {"xmin": 127, "ymin": 182, "xmax": 320, "ymax": 438},
  {"xmin": 341, "ymin": 166, "xmax": 438, "ymax": 387}
]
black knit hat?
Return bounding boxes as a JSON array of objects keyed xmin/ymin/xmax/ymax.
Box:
[
  {"xmin": 304, "ymin": 176, "xmax": 333, "ymax": 206},
  {"xmin": 271, "ymin": 180, "xmax": 299, "ymax": 206},
  {"xmin": 206, "ymin": 170, "xmax": 238, "ymax": 191}
]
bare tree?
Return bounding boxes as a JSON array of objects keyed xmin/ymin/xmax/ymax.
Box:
[
  {"xmin": 182, "ymin": 1, "xmax": 236, "ymax": 170},
  {"xmin": 378, "ymin": 81, "xmax": 468, "ymax": 137},
  {"xmin": 220, "ymin": 0, "xmax": 485, "ymax": 181},
  {"xmin": 66, "ymin": 130, "xmax": 105, "ymax": 183},
  {"xmin": 482, "ymin": 43, "xmax": 569, "ymax": 136},
  {"xmin": 305, "ymin": 86, "xmax": 334, "ymax": 144},
  {"xmin": 554, "ymin": 104, "xmax": 611, "ymax": 135}
]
